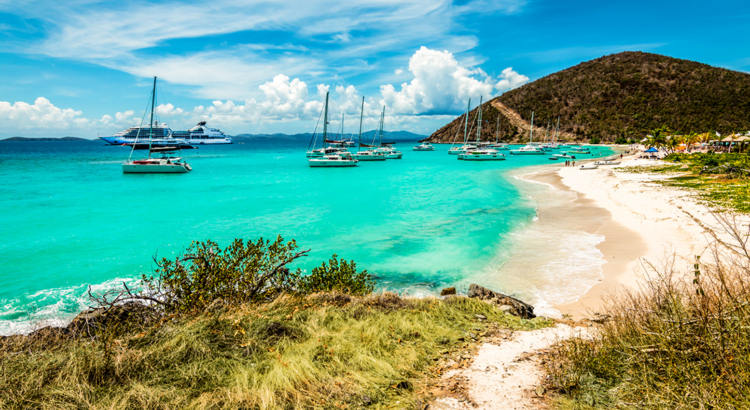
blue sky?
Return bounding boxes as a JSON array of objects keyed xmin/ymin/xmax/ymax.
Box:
[{"xmin": 0, "ymin": 0, "xmax": 748, "ymax": 138}]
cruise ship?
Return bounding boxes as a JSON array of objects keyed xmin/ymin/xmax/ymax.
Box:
[{"xmin": 100, "ymin": 121, "xmax": 232, "ymax": 146}]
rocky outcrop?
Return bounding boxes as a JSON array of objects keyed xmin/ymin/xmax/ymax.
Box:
[{"xmin": 467, "ymin": 284, "xmax": 536, "ymax": 319}]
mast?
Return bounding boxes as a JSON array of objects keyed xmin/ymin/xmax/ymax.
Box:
[
  {"xmin": 554, "ymin": 116, "xmax": 560, "ymax": 143},
  {"xmin": 322, "ymin": 92, "xmax": 329, "ymax": 148},
  {"xmin": 529, "ymin": 111, "xmax": 535, "ymax": 143},
  {"xmin": 495, "ymin": 117, "xmax": 500, "ymax": 143},
  {"xmin": 463, "ymin": 98, "xmax": 471, "ymax": 144},
  {"xmin": 545, "ymin": 118, "xmax": 550, "ymax": 142},
  {"xmin": 476, "ymin": 96, "xmax": 483, "ymax": 144},
  {"xmin": 148, "ymin": 76, "xmax": 156, "ymax": 158},
  {"xmin": 379, "ymin": 107, "xmax": 385, "ymax": 147},
  {"xmin": 358, "ymin": 96, "xmax": 364, "ymax": 153}
]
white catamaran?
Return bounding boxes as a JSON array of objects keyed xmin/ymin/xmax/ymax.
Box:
[
  {"xmin": 351, "ymin": 97, "xmax": 386, "ymax": 161},
  {"xmin": 308, "ymin": 92, "xmax": 358, "ymax": 168},
  {"xmin": 458, "ymin": 97, "xmax": 505, "ymax": 161},
  {"xmin": 510, "ymin": 111, "xmax": 545, "ymax": 155},
  {"xmin": 122, "ymin": 77, "xmax": 192, "ymax": 174}
]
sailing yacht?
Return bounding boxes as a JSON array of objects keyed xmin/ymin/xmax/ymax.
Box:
[
  {"xmin": 351, "ymin": 97, "xmax": 386, "ymax": 161},
  {"xmin": 308, "ymin": 92, "xmax": 358, "ymax": 167},
  {"xmin": 122, "ymin": 77, "xmax": 192, "ymax": 174},
  {"xmin": 490, "ymin": 117, "xmax": 510, "ymax": 150},
  {"xmin": 510, "ymin": 111, "xmax": 545, "ymax": 155},
  {"xmin": 458, "ymin": 97, "xmax": 505, "ymax": 161},
  {"xmin": 372, "ymin": 108, "xmax": 402, "ymax": 159},
  {"xmin": 448, "ymin": 99, "xmax": 478, "ymax": 155}
]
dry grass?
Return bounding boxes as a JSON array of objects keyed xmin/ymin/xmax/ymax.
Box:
[
  {"xmin": 547, "ymin": 214, "xmax": 750, "ymax": 409},
  {"xmin": 0, "ymin": 293, "xmax": 550, "ymax": 410}
]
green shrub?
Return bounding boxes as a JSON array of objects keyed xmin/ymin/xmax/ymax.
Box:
[
  {"xmin": 298, "ymin": 254, "xmax": 374, "ymax": 295},
  {"xmin": 589, "ymin": 137, "xmax": 601, "ymax": 144},
  {"xmin": 141, "ymin": 237, "xmax": 372, "ymax": 312},
  {"xmin": 613, "ymin": 136, "xmax": 628, "ymax": 144}
]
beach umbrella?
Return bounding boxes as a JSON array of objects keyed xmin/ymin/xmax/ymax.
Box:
[{"xmin": 644, "ymin": 147, "xmax": 659, "ymax": 153}]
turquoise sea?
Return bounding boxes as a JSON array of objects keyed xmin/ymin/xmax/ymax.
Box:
[{"xmin": 0, "ymin": 139, "xmax": 614, "ymax": 334}]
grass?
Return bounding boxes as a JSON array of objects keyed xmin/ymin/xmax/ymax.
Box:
[
  {"xmin": 546, "ymin": 214, "xmax": 750, "ymax": 409},
  {"xmin": 619, "ymin": 154, "xmax": 750, "ymax": 213},
  {"xmin": 0, "ymin": 293, "xmax": 551, "ymax": 410}
]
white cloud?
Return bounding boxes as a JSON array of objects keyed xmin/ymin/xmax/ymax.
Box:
[
  {"xmin": 379, "ymin": 46, "xmax": 524, "ymax": 115},
  {"xmin": 0, "ymin": 0, "xmax": 524, "ymax": 101},
  {"xmin": 495, "ymin": 67, "xmax": 529, "ymax": 93},
  {"xmin": 0, "ymin": 97, "xmax": 137, "ymax": 135}
]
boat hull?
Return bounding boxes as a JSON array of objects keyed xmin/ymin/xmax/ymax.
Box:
[
  {"xmin": 122, "ymin": 163, "xmax": 191, "ymax": 173},
  {"xmin": 308, "ymin": 160, "xmax": 358, "ymax": 167},
  {"xmin": 459, "ymin": 154, "xmax": 506, "ymax": 160},
  {"xmin": 351, "ymin": 154, "xmax": 386, "ymax": 161},
  {"xmin": 509, "ymin": 151, "xmax": 545, "ymax": 155}
]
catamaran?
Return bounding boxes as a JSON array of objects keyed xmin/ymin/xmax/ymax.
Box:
[
  {"xmin": 458, "ymin": 97, "xmax": 505, "ymax": 161},
  {"xmin": 448, "ymin": 99, "xmax": 478, "ymax": 155},
  {"xmin": 351, "ymin": 97, "xmax": 386, "ymax": 161},
  {"xmin": 490, "ymin": 117, "xmax": 509, "ymax": 150},
  {"xmin": 365, "ymin": 107, "xmax": 402, "ymax": 159},
  {"xmin": 510, "ymin": 111, "xmax": 545, "ymax": 155},
  {"xmin": 308, "ymin": 92, "xmax": 358, "ymax": 167},
  {"xmin": 413, "ymin": 142, "xmax": 435, "ymax": 151},
  {"xmin": 122, "ymin": 77, "xmax": 192, "ymax": 174}
]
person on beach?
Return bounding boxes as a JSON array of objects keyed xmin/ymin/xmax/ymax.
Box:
[{"xmin": 573, "ymin": 160, "xmax": 576, "ymax": 166}]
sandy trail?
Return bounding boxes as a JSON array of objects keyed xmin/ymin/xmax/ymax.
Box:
[{"xmin": 433, "ymin": 324, "xmax": 590, "ymax": 410}]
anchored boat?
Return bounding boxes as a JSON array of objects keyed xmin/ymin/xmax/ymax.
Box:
[
  {"xmin": 308, "ymin": 92, "xmax": 358, "ymax": 168},
  {"xmin": 122, "ymin": 77, "xmax": 192, "ymax": 174}
]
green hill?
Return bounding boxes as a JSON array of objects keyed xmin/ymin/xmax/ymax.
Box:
[{"xmin": 426, "ymin": 52, "xmax": 750, "ymax": 143}]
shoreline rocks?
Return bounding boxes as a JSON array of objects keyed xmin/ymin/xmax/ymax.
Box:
[{"xmin": 467, "ymin": 284, "xmax": 536, "ymax": 319}]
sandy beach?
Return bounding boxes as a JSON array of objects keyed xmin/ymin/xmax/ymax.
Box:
[{"xmin": 524, "ymin": 154, "xmax": 733, "ymax": 317}]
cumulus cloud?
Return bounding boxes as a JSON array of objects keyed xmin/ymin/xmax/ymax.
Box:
[
  {"xmin": 379, "ymin": 46, "xmax": 527, "ymax": 115},
  {"xmin": 495, "ymin": 67, "xmax": 529, "ymax": 92}
]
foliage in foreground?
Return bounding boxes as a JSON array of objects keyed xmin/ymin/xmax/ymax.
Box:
[
  {"xmin": 547, "ymin": 214, "xmax": 750, "ymax": 409},
  {"xmin": 138, "ymin": 236, "xmax": 374, "ymax": 312},
  {"xmin": 0, "ymin": 294, "xmax": 550, "ymax": 410}
]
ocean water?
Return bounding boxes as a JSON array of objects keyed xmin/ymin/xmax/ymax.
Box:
[{"xmin": 0, "ymin": 139, "xmax": 614, "ymax": 333}]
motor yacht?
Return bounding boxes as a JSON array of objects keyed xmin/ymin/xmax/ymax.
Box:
[{"xmin": 413, "ymin": 142, "xmax": 435, "ymax": 151}]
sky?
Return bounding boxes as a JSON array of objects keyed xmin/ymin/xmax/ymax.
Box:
[{"xmin": 0, "ymin": 0, "xmax": 748, "ymax": 138}]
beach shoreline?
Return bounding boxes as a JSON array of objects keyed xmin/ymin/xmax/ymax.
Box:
[{"xmin": 515, "ymin": 153, "xmax": 729, "ymax": 318}]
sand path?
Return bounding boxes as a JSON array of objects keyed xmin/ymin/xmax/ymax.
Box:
[{"xmin": 433, "ymin": 324, "xmax": 589, "ymax": 409}]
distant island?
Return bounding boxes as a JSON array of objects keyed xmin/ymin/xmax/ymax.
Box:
[
  {"xmin": 3, "ymin": 130, "xmax": 427, "ymax": 143},
  {"xmin": 1, "ymin": 136, "xmax": 90, "ymax": 142},
  {"xmin": 426, "ymin": 51, "xmax": 750, "ymax": 144}
]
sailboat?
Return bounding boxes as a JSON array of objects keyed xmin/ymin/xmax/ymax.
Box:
[
  {"xmin": 122, "ymin": 77, "xmax": 192, "ymax": 174},
  {"xmin": 308, "ymin": 92, "xmax": 358, "ymax": 167},
  {"xmin": 372, "ymin": 107, "xmax": 402, "ymax": 159},
  {"xmin": 448, "ymin": 99, "xmax": 477, "ymax": 155},
  {"xmin": 351, "ymin": 97, "xmax": 386, "ymax": 161},
  {"xmin": 490, "ymin": 117, "xmax": 509, "ymax": 150},
  {"xmin": 510, "ymin": 111, "xmax": 545, "ymax": 155},
  {"xmin": 458, "ymin": 97, "xmax": 505, "ymax": 161}
]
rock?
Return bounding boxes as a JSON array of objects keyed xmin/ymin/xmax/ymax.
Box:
[
  {"xmin": 440, "ymin": 287, "xmax": 456, "ymax": 296},
  {"xmin": 475, "ymin": 314, "xmax": 487, "ymax": 321},
  {"xmin": 535, "ymin": 385, "xmax": 546, "ymax": 397},
  {"xmin": 362, "ymin": 395, "xmax": 372, "ymax": 405},
  {"xmin": 467, "ymin": 284, "xmax": 536, "ymax": 319},
  {"xmin": 499, "ymin": 305, "xmax": 513, "ymax": 313}
]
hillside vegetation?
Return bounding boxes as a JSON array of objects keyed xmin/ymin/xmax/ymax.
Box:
[{"xmin": 427, "ymin": 52, "xmax": 750, "ymax": 143}]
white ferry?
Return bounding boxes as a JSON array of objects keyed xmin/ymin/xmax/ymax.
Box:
[{"xmin": 101, "ymin": 121, "xmax": 232, "ymax": 146}]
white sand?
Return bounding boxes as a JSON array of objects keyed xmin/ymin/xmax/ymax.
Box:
[{"xmin": 433, "ymin": 324, "xmax": 590, "ymax": 410}]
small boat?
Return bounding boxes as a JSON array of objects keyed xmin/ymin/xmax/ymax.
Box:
[
  {"xmin": 307, "ymin": 92, "xmax": 358, "ymax": 168},
  {"xmin": 553, "ymin": 153, "xmax": 574, "ymax": 159},
  {"xmin": 413, "ymin": 142, "xmax": 435, "ymax": 151},
  {"xmin": 459, "ymin": 148, "xmax": 506, "ymax": 160},
  {"xmin": 510, "ymin": 145, "xmax": 545, "ymax": 155},
  {"xmin": 122, "ymin": 77, "xmax": 192, "ymax": 174},
  {"xmin": 309, "ymin": 152, "xmax": 359, "ymax": 167},
  {"xmin": 548, "ymin": 156, "xmax": 559, "ymax": 160},
  {"xmin": 351, "ymin": 150, "xmax": 386, "ymax": 161},
  {"xmin": 594, "ymin": 160, "xmax": 621, "ymax": 166},
  {"xmin": 568, "ymin": 148, "xmax": 591, "ymax": 154},
  {"xmin": 579, "ymin": 164, "xmax": 599, "ymax": 170},
  {"xmin": 377, "ymin": 147, "xmax": 403, "ymax": 159}
]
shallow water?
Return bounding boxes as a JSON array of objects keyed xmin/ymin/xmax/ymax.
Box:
[{"xmin": 0, "ymin": 140, "xmax": 614, "ymax": 333}]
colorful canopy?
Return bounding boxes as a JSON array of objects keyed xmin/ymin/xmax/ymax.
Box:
[{"xmin": 644, "ymin": 147, "xmax": 659, "ymax": 153}]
